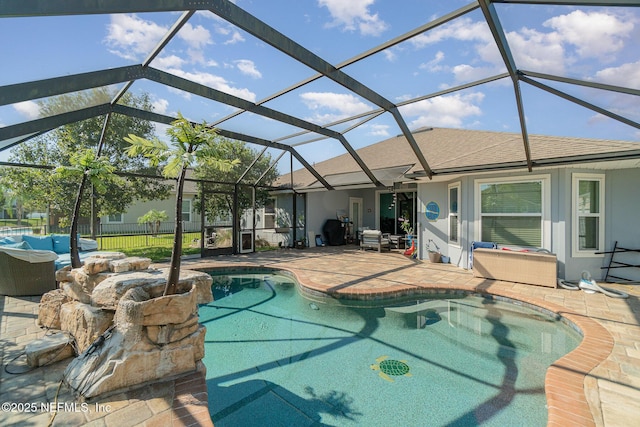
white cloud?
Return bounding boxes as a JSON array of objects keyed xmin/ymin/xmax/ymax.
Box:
[
  {"xmin": 452, "ymin": 63, "xmax": 509, "ymax": 84},
  {"xmin": 178, "ymin": 23, "xmax": 212, "ymax": 50},
  {"xmin": 104, "ymin": 14, "xmax": 168, "ymax": 61},
  {"xmin": 408, "ymin": 10, "xmax": 635, "ymax": 84},
  {"xmin": 177, "ymin": 23, "xmax": 214, "ymax": 65},
  {"xmin": 367, "ymin": 123, "xmax": 390, "ymax": 137},
  {"xmin": 300, "ymin": 92, "xmax": 371, "ymax": 123},
  {"xmin": 318, "ymin": 0, "xmax": 388, "ymax": 36},
  {"xmin": 506, "ymin": 28, "xmax": 567, "ymax": 74},
  {"xmin": 151, "ymin": 98, "xmax": 169, "ymax": 114},
  {"xmin": 13, "ymin": 101, "xmax": 40, "ymax": 120},
  {"xmin": 187, "ymin": 48, "xmax": 206, "ymax": 64},
  {"xmin": 382, "ymin": 48, "xmax": 396, "ymax": 62},
  {"xmin": 153, "ymin": 55, "xmax": 186, "ymax": 70},
  {"xmin": 165, "ymin": 68, "xmax": 257, "ymax": 102},
  {"xmin": 410, "ymin": 18, "xmax": 505, "ymax": 79},
  {"xmin": 223, "ymin": 30, "xmax": 245, "ymax": 45},
  {"xmin": 594, "ymin": 61, "xmax": 640, "ymax": 88},
  {"xmin": 395, "ymin": 94, "xmax": 413, "ymax": 103},
  {"xmin": 419, "ymin": 51, "xmax": 446, "ymax": 72},
  {"xmin": 410, "ymin": 18, "xmax": 492, "ymax": 48},
  {"xmin": 399, "ymin": 92, "xmax": 484, "ymax": 128},
  {"xmin": 234, "ymin": 59, "xmax": 262, "ymax": 79},
  {"xmin": 544, "ymin": 10, "xmax": 634, "ymax": 62}
]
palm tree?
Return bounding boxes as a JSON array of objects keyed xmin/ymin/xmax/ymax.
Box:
[
  {"xmin": 137, "ymin": 209, "xmax": 168, "ymax": 236},
  {"xmin": 124, "ymin": 113, "xmax": 239, "ymax": 296},
  {"xmin": 54, "ymin": 149, "xmax": 118, "ymax": 268}
]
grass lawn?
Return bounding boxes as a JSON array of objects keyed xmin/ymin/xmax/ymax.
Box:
[{"xmin": 96, "ymin": 232, "xmax": 202, "ymax": 262}]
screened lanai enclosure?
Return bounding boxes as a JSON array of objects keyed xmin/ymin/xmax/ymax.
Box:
[{"xmin": 0, "ymin": 1, "xmax": 638, "ymax": 257}]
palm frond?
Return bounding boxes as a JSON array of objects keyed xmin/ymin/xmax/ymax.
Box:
[
  {"xmin": 163, "ymin": 156, "xmax": 184, "ymax": 179},
  {"xmin": 124, "ymin": 134, "xmax": 170, "ymax": 166}
]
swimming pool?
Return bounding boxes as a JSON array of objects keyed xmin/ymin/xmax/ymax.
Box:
[{"xmin": 199, "ymin": 268, "xmax": 581, "ymax": 426}]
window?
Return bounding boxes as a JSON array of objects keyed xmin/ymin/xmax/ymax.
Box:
[
  {"xmin": 181, "ymin": 200, "xmax": 191, "ymax": 222},
  {"xmin": 106, "ymin": 213, "xmax": 123, "ymax": 224},
  {"xmin": 264, "ymin": 198, "xmax": 276, "ymax": 229},
  {"xmin": 476, "ymin": 176, "xmax": 549, "ymax": 247},
  {"xmin": 448, "ymin": 182, "xmax": 460, "ymax": 245},
  {"xmin": 572, "ymin": 173, "xmax": 604, "ymax": 257}
]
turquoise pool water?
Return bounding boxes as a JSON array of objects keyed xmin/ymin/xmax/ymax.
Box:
[{"xmin": 199, "ymin": 268, "xmax": 581, "ymax": 426}]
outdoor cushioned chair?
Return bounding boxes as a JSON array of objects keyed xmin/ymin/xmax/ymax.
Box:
[
  {"xmin": 0, "ymin": 246, "xmax": 57, "ymax": 296},
  {"xmin": 360, "ymin": 230, "xmax": 390, "ymax": 253}
]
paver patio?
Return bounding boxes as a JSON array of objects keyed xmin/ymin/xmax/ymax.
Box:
[{"xmin": 1, "ymin": 246, "xmax": 639, "ymax": 426}]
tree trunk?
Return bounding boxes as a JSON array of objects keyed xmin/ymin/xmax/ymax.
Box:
[
  {"xmin": 16, "ymin": 200, "xmax": 23, "ymax": 226},
  {"xmin": 90, "ymin": 185, "xmax": 98, "ymax": 240},
  {"xmin": 70, "ymin": 175, "xmax": 87, "ymax": 269},
  {"xmin": 164, "ymin": 166, "xmax": 187, "ymax": 296}
]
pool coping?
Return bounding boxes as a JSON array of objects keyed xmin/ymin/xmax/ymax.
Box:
[{"xmin": 203, "ymin": 262, "xmax": 613, "ymax": 427}]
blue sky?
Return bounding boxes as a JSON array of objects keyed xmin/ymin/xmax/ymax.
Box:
[{"xmin": 1, "ymin": 0, "xmax": 639, "ymax": 170}]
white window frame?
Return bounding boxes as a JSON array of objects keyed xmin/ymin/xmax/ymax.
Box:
[
  {"xmin": 474, "ymin": 174, "xmax": 551, "ymax": 249},
  {"xmin": 571, "ymin": 173, "xmax": 605, "ymax": 258},
  {"xmin": 264, "ymin": 197, "xmax": 276, "ymax": 229},
  {"xmin": 448, "ymin": 182, "xmax": 461, "ymax": 247},
  {"xmin": 105, "ymin": 213, "xmax": 124, "ymax": 224},
  {"xmin": 181, "ymin": 199, "xmax": 192, "ymax": 222}
]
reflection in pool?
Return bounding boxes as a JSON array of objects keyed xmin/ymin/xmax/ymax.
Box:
[{"xmin": 199, "ymin": 268, "xmax": 580, "ymax": 426}]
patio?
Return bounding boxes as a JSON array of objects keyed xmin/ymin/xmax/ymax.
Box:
[{"xmin": 1, "ymin": 246, "xmax": 639, "ymax": 426}]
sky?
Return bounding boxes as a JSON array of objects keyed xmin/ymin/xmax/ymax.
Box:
[{"xmin": 1, "ymin": 0, "xmax": 639, "ymax": 171}]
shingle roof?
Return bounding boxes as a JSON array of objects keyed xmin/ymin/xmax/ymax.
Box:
[{"xmin": 277, "ymin": 127, "xmax": 640, "ymax": 189}]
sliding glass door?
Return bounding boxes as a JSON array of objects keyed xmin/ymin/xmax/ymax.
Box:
[{"xmin": 379, "ymin": 191, "xmax": 417, "ymax": 235}]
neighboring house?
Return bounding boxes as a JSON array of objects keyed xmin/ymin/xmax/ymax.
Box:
[
  {"xmin": 275, "ymin": 127, "xmax": 640, "ymax": 282},
  {"xmin": 100, "ymin": 178, "xmax": 204, "ymax": 234}
]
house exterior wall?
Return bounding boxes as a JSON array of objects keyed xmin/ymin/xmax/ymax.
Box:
[
  {"xmin": 99, "ymin": 193, "xmax": 200, "ymax": 234},
  {"xmin": 417, "ymin": 181, "xmax": 448, "ymax": 261},
  {"xmin": 604, "ymin": 168, "xmax": 640, "ymax": 282},
  {"xmin": 560, "ymin": 166, "xmax": 640, "ymax": 282},
  {"xmin": 415, "ymin": 166, "xmax": 639, "ymax": 282},
  {"xmin": 306, "ymin": 189, "xmax": 377, "ymax": 242},
  {"xmin": 306, "ymin": 191, "xmax": 347, "ymax": 237}
]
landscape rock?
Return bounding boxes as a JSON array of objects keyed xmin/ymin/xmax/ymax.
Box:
[
  {"xmin": 109, "ymin": 257, "xmax": 152, "ymax": 273},
  {"xmin": 65, "ymin": 283, "xmax": 206, "ymax": 399},
  {"xmin": 139, "ymin": 284, "xmax": 197, "ymax": 326},
  {"xmin": 37, "ymin": 289, "xmax": 72, "ymax": 329},
  {"xmin": 37, "ymin": 255, "xmax": 212, "ymax": 400},
  {"xmin": 70, "ymin": 269, "xmax": 114, "ymax": 294},
  {"xmin": 55, "ymin": 265, "xmax": 73, "ymax": 283},
  {"xmin": 91, "ymin": 267, "xmax": 213, "ymax": 309},
  {"xmin": 146, "ymin": 314, "xmax": 199, "ymax": 345},
  {"xmin": 60, "ymin": 301, "xmax": 114, "ymax": 353},
  {"xmin": 83, "ymin": 257, "xmax": 111, "ymax": 275},
  {"xmin": 155, "ymin": 268, "xmax": 214, "ymax": 304},
  {"xmin": 91, "ymin": 271, "xmax": 165, "ymax": 310},
  {"xmin": 25, "ymin": 332, "xmax": 75, "ymax": 367}
]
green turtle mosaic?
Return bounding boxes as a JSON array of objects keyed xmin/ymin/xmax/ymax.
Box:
[{"xmin": 370, "ymin": 356, "xmax": 412, "ymax": 382}]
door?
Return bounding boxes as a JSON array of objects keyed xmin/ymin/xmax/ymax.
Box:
[{"xmin": 349, "ymin": 197, "xmax": 363, "ymax": 242}]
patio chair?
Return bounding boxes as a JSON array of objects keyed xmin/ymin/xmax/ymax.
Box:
[
  {"xmin": 360, "ymin": 230, "xmax": 391, "ymax": 253},
  {"xmin": 0, "ymin": 247, "xmax": 57, "ymax": 296}
]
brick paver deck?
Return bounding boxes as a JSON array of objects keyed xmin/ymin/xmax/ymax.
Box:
[{"xmin": 1, "ymin": 246, "xmax": 639, "ymax": 426}]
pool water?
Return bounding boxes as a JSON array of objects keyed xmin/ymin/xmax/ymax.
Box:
[{"xmin": 199, "ymin": 269, "xmax": 581, "ymax": 426}]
